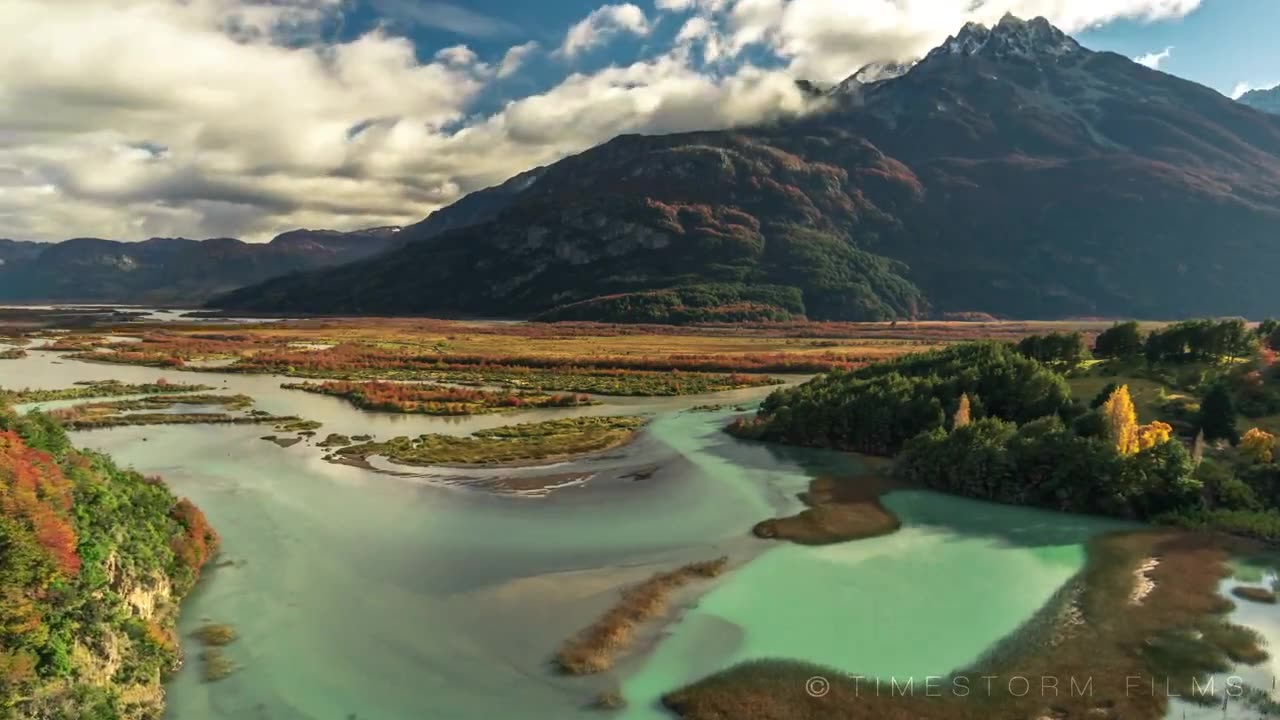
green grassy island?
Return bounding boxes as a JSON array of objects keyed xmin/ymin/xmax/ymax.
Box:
[
  {"xmin": 1, "ymin": 380, "xmax": 215, "ymax": 405},
  {"xmin": 45, "ymin": 394, "xmax": 313, "ymax": 431},
  {"xmin": 280, "ymin": 380, "xmax": 597, "ymax": 415},
  {"xmin": 333, "ymin": 416, "xmax": 649, "ymax": 467}
]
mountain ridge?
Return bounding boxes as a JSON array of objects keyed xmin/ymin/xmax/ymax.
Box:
[
  {"xmin": 215, "ymin": 15, "xmax": 1280, "ymax": 321},
  {"xmin": 0, "ymin": 228, "xmax": 403, "ymax": 304},
  {"xmin": 1240, "ymin": 85, "xmax": 1280, "ymax": 115}
]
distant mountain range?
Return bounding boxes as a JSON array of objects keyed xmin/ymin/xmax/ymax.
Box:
[
  {"xmin": 1239, "ymin": 85, "xmax": 1280, "ymax": 115},
  {"xmin": 0, "ymin": 165, "xmax": 553, "ymax": 306},
  {"xmin": 0, "ymin": 229, "xmax": 401, "ymax": 304},
  {"xmin": 216, "ymin": 14, "xmax": 1280, "ymax": 321}
]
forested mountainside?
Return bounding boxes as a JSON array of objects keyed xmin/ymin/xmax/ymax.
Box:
[
  {"xmin": 0, "ymin": 405, "xmax": 216, "ymax": 718},
  {"xmin": 216, "ymin": 15, "xmax": 1280, "ymax": 322},
  {"xmin": 0, "ymin": 228, "xmax": 400, "ymax": 305}
]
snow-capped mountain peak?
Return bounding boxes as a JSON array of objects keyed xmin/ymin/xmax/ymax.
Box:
[
  {"xmin": 852, "ymin": 60, "xmax": 915, "ymax": 84},
  {"xmin": 926, "ymin": 14, "xmax": 1081, "ymax": 62},
  {"xmin": 832, "ymin": 60, "xmax": 917, "ymax": 95}
]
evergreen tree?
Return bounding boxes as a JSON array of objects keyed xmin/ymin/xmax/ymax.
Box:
[
  {"xmin": 1090, "ymin": 382, "xmax": 1121, "ymax": 409},
  {"xmin": 1199, "ymin": 383, "xmax": 1239, "ymax": 443},
  {"xmin": 1094, "ymin": 321, "xmax": 1144, "ymax": 359},
  {"xmin": 1268, "ymin": 326, "xmax": 1280, "ymax": 352}
]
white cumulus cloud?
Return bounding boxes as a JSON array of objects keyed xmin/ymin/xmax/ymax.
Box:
[
  {"xmin": 0, "ymin": 0, "xmax": 1206, "ymax": 243},
  {"xmin": 1231, "ymin": 81, "xmax": 1278, "ymax": 100},
  {"xmin": 707, "ymin": 0, "xmax": 1204, "ymax": 80},
  {"xmin": 1134, "ymin": 46, "xmax": 1173, "ymax": 69},
  {"xmin": 498, "ymin": 41, "xmax": 540, "ymax": 78},
  {"xmin": 557, "ymin": 3, "xmax": 652, "ymax": 58}
]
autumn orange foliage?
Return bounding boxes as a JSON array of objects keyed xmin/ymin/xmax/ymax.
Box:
[
  {"xmin": 169, "ymin": 498, "xmax": 219, "ymax": 583},
  {"xmin": 1102, "ymin": 386, "xmax": 1173, "ymax": 455},
  {"xmin": 1241, "ymin": 427, "xmax": 1276, "ymax": 464},
  {"xmin": 0, "ymin": 431, "xmax": 80, "ymax": 576},
  {"xmin": 952, "ymin": 394, "xmax": 972, "ymax": 429},
  {"xmin": 1102, "ymin": 386, "xmax": 1141, "ymax": 455}
]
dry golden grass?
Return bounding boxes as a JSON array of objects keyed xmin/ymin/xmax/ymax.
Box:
[
  {"xmin": 556, "ymin": 557, "xmax": 730, "ymax": 675},
  {"xmin": 663, "ymin": 531, "xmax": 1265, "ymax": 720},
  {"xmin": 1066, "ymin": 374, "xmax": 1180, "ymax": 423},
  {"xmin": 78, "ymin": 317, "xmax": 1130, "ymax": 366}
]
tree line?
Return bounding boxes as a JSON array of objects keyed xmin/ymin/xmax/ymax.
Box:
[{"xmin": 736, "ymin": 339, "xmax": 1280, "ymax": 539}]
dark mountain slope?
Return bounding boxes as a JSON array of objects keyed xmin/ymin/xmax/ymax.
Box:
[
  {"xmin": 217, "ymin": 15, "xmax": 1280, "ymax": 321},
  {"xmin": 398, "ymin": 166, "xmax": 547, "ymax": 243},
  {"xmin": 214, "ymin": 131, "xmax": 929, "ymax": 320}
]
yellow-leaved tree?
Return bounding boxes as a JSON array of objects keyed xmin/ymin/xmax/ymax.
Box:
[
  {"xmin": 1136, "ymin": 421, "xmax": 1174, "ymax": 451},
  {"xmin": 1102, "ymin": 385, "xmax": 1140, "ymax": 455},
  {"xmin": 1241, "ymin": 427, "xmax": 1276, "ymax": 464},
  {"xmin": 953, "ymin": 393, "xmax": 972, "ymax": 429},
  {"xmin": 1103, "ymin": 385, "xmax": 1175, "ymax": 455}
]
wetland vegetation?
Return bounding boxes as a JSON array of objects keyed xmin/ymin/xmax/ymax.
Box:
[
  {"xmin": 0, "ymin": 376, "xmax": 325, "ymax": 435},
  {"xmin": 333, "ymin": 416, "xmax": 649, "ymax": 467},
  {"xmin": 12, "ymin": 312, "xmax": 1280, "ymax": 719},
  {"xmin": 281, "ymin": 380, "xmax": 596, "ymax": 415},
  {"xmin": 0, "ymin": 379, "xmax": 213, "ymax": 404},
  {"xmin": 662, "ymin": 531, "xmax": 1264, "ymax": 720},
  {"xmin": 751, "ymin": 473, "xmax": 900, "ymax": 545},
  {"xmin": 556, "ymin": 557, "xmax": 729, "ymax": 676},
  {"xmin": 192, "ymin": 623, "xmax": 238, "ymax": 646}
]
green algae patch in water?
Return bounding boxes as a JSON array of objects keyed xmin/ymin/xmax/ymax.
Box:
[
  {"xmin": 660, "ymin": 529, "xmax": 1269, "ymax": 720},
  {"xmin": 618, "ymin": 491, "xmax": 1114, "ymax": 720}
]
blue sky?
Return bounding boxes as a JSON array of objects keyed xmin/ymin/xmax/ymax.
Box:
[
  {"xmin": 3, "ymin": 0, "xmax": 1276, "ymax": 243},
  {"xmin": 1080, "ymin": 0, "xmax": 1280, "ymax": 96},
  {"xmin": 330, "ymin": 0, "xmax": 1279, "ymax": 97}
]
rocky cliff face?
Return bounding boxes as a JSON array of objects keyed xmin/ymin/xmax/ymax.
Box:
[
  {"xmin": 216, "ymin": 15, "xmax": 1280, "ymax": 322},
  {"xmin": 67, "ymin": 559, "xmax": 179, "ymax": 718}
]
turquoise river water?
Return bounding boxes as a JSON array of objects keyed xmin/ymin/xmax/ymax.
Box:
[{"xmin": 0, "ymin": 341, "xmax": 1272, "ymax": 720}]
